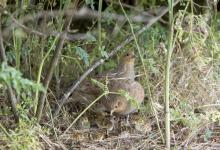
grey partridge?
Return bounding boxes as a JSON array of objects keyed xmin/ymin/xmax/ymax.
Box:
[
  {"xmin": 98, "ymin": 51, "xmax": 136, "ymax": 80},
  {"xmin": 96, "ymin": 52, "xmax": 144, "ymax": 129},
  {"xmin": 72, "ymin": 52, "xmax": 144, "ymax": 129},
  {"xmin": 77, "ymin": 51, "xmax": 136, "ymax": 98},
  {"xmin": 80, "ymin": 51, "xmax": 144, "ymax": 114}
]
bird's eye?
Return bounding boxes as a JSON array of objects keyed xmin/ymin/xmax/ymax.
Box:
[
  {"xmin": 117, "ymin": 101, "xmax": 122, "ymax": 106},
  {"xmin": 112, "ymin": 116, "xmax": 117, "ymax": 120},
  {"xmin": 126, "ymin": 53, "xmax": 130, "ymax": 56}
]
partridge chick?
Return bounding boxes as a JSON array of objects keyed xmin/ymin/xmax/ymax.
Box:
[
  {"xmin": 100, "ymin": 79, "xmax": 144, "ymax": 116},
  {"xmin": 97, "ymin": 79, "xmax": 144, "ymax": 131},
  {"xmin": 109, "ymin": 80, "xmax": 144, "ymax": 115}
]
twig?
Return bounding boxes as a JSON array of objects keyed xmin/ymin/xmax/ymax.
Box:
[
  {"xmin": 61, "ymin": 93, "xmax": 106, "ymax": 136},
  {"xmin": 0, "ymin": 9, "xmax": 7, "ymax": 62},
  {"xmin": 53, "ymin": 0, "xmax": 181, "ymax": 117},
  {"xmin": 165, "ymin": 0, "xmax": 174, "ymax": 149},
  {"xmin": 98, "ymin": 0, "xmax": 103, "ymax": 52},
  {"xmin": 35, "ymin": 0, "xmax": 79, "ymax": 122},
  {"xmin": 2, "ymin": 10, "xmax": 95, "ymax": 41},
  {"xmin": 3, "ymin": 7, "xmax": 157, "ymax": 38},
  {"xmin": 119, "ymin": 0, "xmax": 165, "ymax": 143},
  {"xmin": 34, "ymin": 35, "xmax": 59, "ymax": 114},
  {"xmin": 181, "ymin": 122, "xmax": 211, "ymax": 149},
  {"xmin": 35, "ymin": 32, "xmax": 66, "ymax": 122},
  {"xmin": 5, "ymin": 11, "xmax": 46, "ymax": 37},
  {"xmin": 0, "ymin": 8, "xmax": 19, "ymax": 123},
  {"xmin": 0, "ymin": 123, "xmax": 12, "ymax": 141},
  {"xmin": 106, "ymin": 0, "xmax": 169, "ymax": 24}
]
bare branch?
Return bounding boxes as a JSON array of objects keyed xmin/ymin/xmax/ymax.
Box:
[
  {"xmin": 36, "ymin": 32, "xmax": 66, "ymax": 122},
  {"xmin": 0, "ymin": 8, "xmax": 19, "ymax": 123},
  {"xmin": 3, "ymin": 7, "xmax": 157, "ymax": 38},
  {"xmin": 1, "ymin": 10, "xmax": 94, "ymax": 41},
  {"xmin": 35, "ymin": 0, "xmax": 79, "ymax": 122},
  {"xmin": 53, "ymin": 0, "xmax": 181, "ymax": 117}
]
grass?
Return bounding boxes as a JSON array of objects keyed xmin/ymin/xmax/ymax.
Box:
[{"xmin": 1, "ymin": 0, "xmax": 220, "ymax": 149}]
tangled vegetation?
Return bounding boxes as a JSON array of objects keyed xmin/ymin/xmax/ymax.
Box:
[{"xmin": 0, "ymin": 0, "xmax": 220, "ymax": 149}]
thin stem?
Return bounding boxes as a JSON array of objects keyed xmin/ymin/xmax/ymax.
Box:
[
  {"xmin": 0, "ymin": 123, "xmax": 12, "ymax": 141},
  {"xmin": 61, "ymin": 92, "xmax": 106, "ymax": 136},
  {"xmin": 13, "ymin": 29, "xmax": 21, "ymax": 70},
  {"xmin": 53, "ymin": 0, "xmax": 181, "ymax": 117},
  {"xmin": 46, "ymin": 98, "xmax": 58, "ymax": 140},
  {"xmin": 36, "ymin": 33, "xmax": 66, "ymax": 122},
  {"xmin": 98, "ymin": 0, "xmax": 103, "ymax": 52},
  {"xmin": 0, "ymin": 12, "xmax": 19, "ymax": 123},
  {"xmin": 34, "ymin": 36, "xmax": 59, "ymax": 114},
  {"xmin": 36, "ymin": 0, "xmax": 79, "ymax": 122},
  {"xmin": 165, "ymin": 0, "xmax": 174, "ymax": 149},
  {"xmin": 119, "ymin": 0, "xmax": 165, "ymax": 143}
]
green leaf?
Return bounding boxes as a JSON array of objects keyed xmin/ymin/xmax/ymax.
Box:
[
  {"xmin": 0, "ymin": 63, "xmax": 45, "ymax": 95},
  {"xmin": 100, "ymin": 46, "xmax": 108, "ymax": 58},
  {"xmin": 75, "ymin": 46, "xmax": 90, "ymax": 66},
  {"xmin": 204, "ymin": 129, "xmax": 212, "ymax": 142},
  {"xmin": 87, "ymin": 32, "xmax": 96, "ymax": 42},
  {"xmin": 91, "ymin": 78, "xmax": 109, "ymax": 94}
]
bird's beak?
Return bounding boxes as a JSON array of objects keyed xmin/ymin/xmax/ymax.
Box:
[
  {"xmin": 132, "ymin": 54, "xmax": 136, "ymax": 58},
  {"xmin": 131, "ymin": 52, "xmax": 136, "ymax": 58},
  {"xmin": 110, "ymin": 109, "xmax": 115, "ymax": 116}
]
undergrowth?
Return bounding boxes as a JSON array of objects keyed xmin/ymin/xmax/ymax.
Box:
[{"xmin": 0, "ymin": 0, "xmax": 220, "ymax": 149}]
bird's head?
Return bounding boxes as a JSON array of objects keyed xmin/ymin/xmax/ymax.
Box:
[
  {"xmin": 110, "ymin": 97, "xmax": 129, "ymax": 115},
  {"xmin": 121, "ymin": 52, "xmax": 135, "ymax": 64}
]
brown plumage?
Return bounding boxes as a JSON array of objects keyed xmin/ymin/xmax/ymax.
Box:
[
  {"xmin": 73, "ymin": 52, "xmax": 144, "ymax": 128},
  {"xmin": 98, "ymin": 51, "xmax": 136, "ymax": 80},
  {"xmin": 99, "ymin": 79, "xmax": 144, "ymax": 116},
  {"xmin": 78, "ymin": 51, "xmax": 136, "ymax": 96},
  {"xmin": 97, "ymin": 52, "xmax": 144, "ymax": 117}
]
